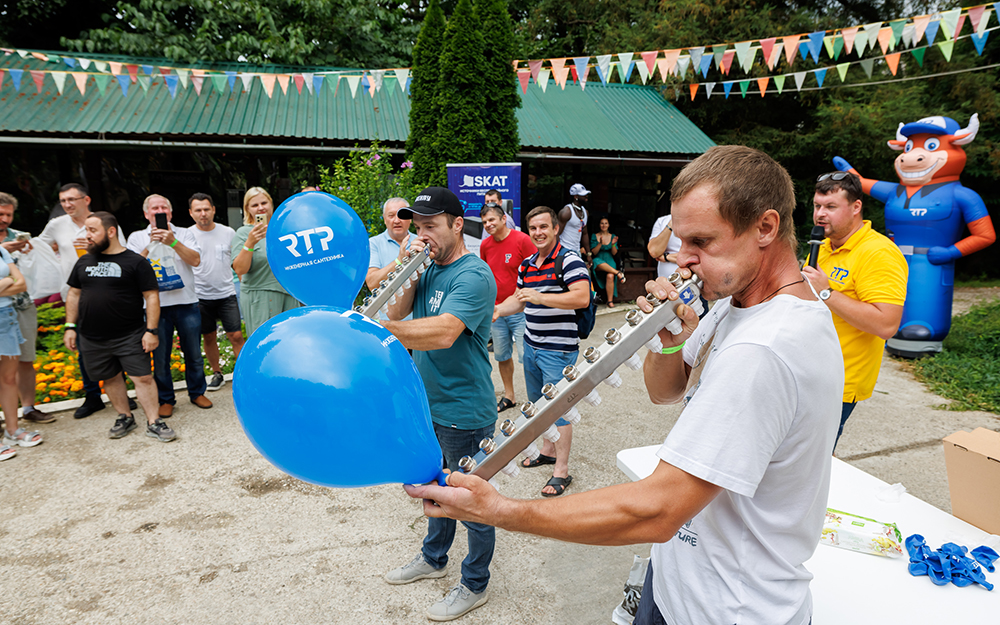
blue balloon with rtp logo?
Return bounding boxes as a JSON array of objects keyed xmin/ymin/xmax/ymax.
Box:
[
  {"xmin": 267, "ymin": 191, "xmax": 369, "ymax": 308},
  {"xmin": 233, "ymin": 306, "xmax": 446, "ymax": 487}
]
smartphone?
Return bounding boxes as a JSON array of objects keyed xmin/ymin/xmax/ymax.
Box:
[
  {"xmin": 155, "ymin": 213, "xmax": 168, "ymax": 231},
  {"xmin": 255, "ymin": 213, "xmax": 267, "ymax": 225},
  {"xmin": 15, "ymin": 233, "xmax": 31, "ymax": 242}
]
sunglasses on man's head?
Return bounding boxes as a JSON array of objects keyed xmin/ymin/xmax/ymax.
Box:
[{"xmin": 817, "ymin": 172, "xmax": 854, "ymax": 182}]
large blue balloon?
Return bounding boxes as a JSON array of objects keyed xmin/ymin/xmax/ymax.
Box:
[
  {"xmin": 233, "ymin": 306, "xmax": 445, "ymax": 487},
  {"xmin": 267, "ymin": 191, "xmax": 369, "ymax": 308}
]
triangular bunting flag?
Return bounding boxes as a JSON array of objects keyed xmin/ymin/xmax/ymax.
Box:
[
  {"xmin": 833, "ymin": 36, "xmax": 844, "ymax": 59},
  {"xmin": 191, "ymin": 74, "xmax": 204, "ymax": 95},
  {"xmin": 308, "ymin": 74, "xmax": 320, "ymax": 94},
  {"xmin": 552, "ymin": 60, "xmax": 569, "ymax": 89},
  {"xmin": 51, "ymin": 71, "xmax": 67, "ymax": 94},
  {"xmin": 517, "ymin": 70, "xmax": 530, "ymax": 93},
  {"xmin": 711, "ymin": 45, "xmax": 726, "ymax": 69},
  {"xmin": 720, "ymin": 50, "xmax": 735, "ymax": 75},
  {"xmin": 116, "ymin": 74, "xmax": 130, "ymax": 96},
  {"xmin": 79, "ymin": 58, "xmax": 92, "ymax": 70},
  {"xmin": 572, "ymin": 57, "xmax": 589, "ymax": 88},
  {"xmin": 689, "ymin": 83, "xmax": 698, "ymax": 101},
  {"xmin": 176, "ymin": 69, "xmax": 189, "ymax": 89},
  {"xmin": 394, "ymin": 69, "xmax": 409, "ymax": 92},
  {"xmin": 62, "ymin": 57, "xmax": 77, "ymax": 68},
  {"xmin": 783, "ymin": 35, "xmax": 802, "ymax": 65},
  {"xmin": 698, "ymin": 53, "xmax": 712, "ymax": 78},
  {"xmin": 853, "ymin": 30, "xmax": 869, "ymax": 56},
  {"xmin": 239, "ymin": 73, "xmax": 253, "ymax": 92},
  {"xmin": 793, "ymin": 71, "xmax": 806, "ymax": 91},
  {"xmin": 226, "ymin": 71, "xmax": 237, "ymax": 92},
  {"xmin": 971, "ymin": 31, "xmax": 990, "ymax": 56},
  {"xmin": 769, "ymin": 43, "xmax": 783, "ymax": 69},
  {"xmin": 940, "ymin": 9, "xmax": 960, "ymax": 39},
  {"xmin": 260, "ymin": 74, "xmax": 276, "ymax": 98},
  {"xmin": 969, "ymin": 5, "xmax": 986, "ymax": 31},
  {"xmin": 30, "ymin": 52, "xmax": 48, "ymax": 61},
  {"xmin": 859, "ymin": 58, "xmax": 874, "ymax": 78},
  {"xmin": 676, "ymin": 55, "xmax": 691, "ymax": 76},
  {"xmin": 369, "ymin": 70, "xmax": 384, "ymax": 94},
  {"xmin": 814, "ymin": 68, "xmax": 827, "ymax": 87},
  {"xmin": 889, "ymin": 20, "xmax": 905, "ymax": 48},
  {"xmin": 885, "ymin": 52, "xmax": 901, "ymax": 75},
  {"xmin": 705, "ymin": 82, "xmax": 715, "ymax": 98},
  {"xmin": 635, "ymin": 58, "xmax": 651, "ymax": 84},
  {"xmin": 327, "ymin": 75, "xmax": 340, "ymax": 97},
  {"xmin": 760, "ymin": 37, "xmax": 777, "ymax": 68},
  {"xmin": 165, "ymin": 74, "xmax": 179, "ymax": 98},
  {"xmin": 211, "ymin": 74, "xmax": 228, "ymax": 94},
  {"xmin": 823, "ymin": 35, "xmax": 835, "ymax": 59},
  {"xmin": 757, "ymin": 77, "xmax": 770, "ymax": 96},
  {"xmin": 9, "ymin": 69, "xmax": 22, "ymax": 90},
  {"xmin": 30, "ymin": 70, "xmax": 45, "ymax": 93},
  {"xmin": 734, "ymin": 41, "xmax": 754, "ymax": 71},
  {"xmin": 911, "ymin": 47, "xmax": 926, "ymax": 66},
  {"xmin": 842, "ymin": 27, "xmax": 858, "ymax": 54},
  {"xmin": 877, "ymin": 28, "xmax": 893, "ymax": 54},
  {"xmin": 617, "ymin": 53, "xmax": 634, "ymax": 80},
  {"xmin": 641, "ymin": 51, "xmax": 657, "ymax": 75},
  {"xmin": 738, "ymin": 80, "xmax": 749, "ymax": 97},
  {"xmin": 913, "ymin": 16, "xmax": 931, "ymax": 44},
  {"xmin": 836, "ymin": 62, "xmax": 850, "ymax": 82},
  {"xmin": 953, "ymin": 14, "xmax": 967, "ymax": 38},
  {"xmin": 938, "ymin": 39, "xmax": 954, "ymax": 61},
  {"xmin": 798, "ymin": 41, "xmax": 810, "ymax": 63},
  {"xmin": 126, "ymin": 64, "xmax": 139, "ymax": 82},
  {"xmin": 94, "ymin": 73, "xmax": 110, "ymax": 95},
  {"xmin": 15, "ymin": 49, "xmax": 27, "ymax": 58},
  {"xmin": 663, "ymin": 49, "xmax": 680, "ymax": 75},
  {"xmin": 862, "ymin": 22, "xmax": 882, "ymax": 49},
  {"xmin": 137, "ymin": 75, "xmax": 151, "ymax": 93},
  {"xmin": 924, "ymin": 19, "xmax": 940, "ymax": 45},
  {"xmin": 774, "ymin": 74, "xmax": 786, "ymax": 94},
  {"xmin": 688, "ymin": 47, "xmax": 704, "ymax": 71},
  {"xmin": 902, "ymin": 23, "xmax": 915, "ymax": 48},
  {"xmin": 72, "ymin": 72, "xmax": 87, "ymax": 94},
  {"xmin": 142, "ymin": 64, "xmax": 153, "ymax": 75},
  {"xmin": 159, "ymin": 68, "xmax": 171, "ymax": 76},
  {"xmin": 538, "ymin": 69, "xmax": 550, "ymax": 92},
  {"xmin": 528, "ymin": 60, "xmax": 542, "ymax": 80},
  {"xmin": 293, "ymin": 73, "xmax": 305, "ymax": 94},
  {"xmin": 276, "ymin": 74, "xmax": 290, "ymax": 94},
  {"xmin": 595, "ymin": 54, "xmax": 612, "ymax": 84},
  {"xmin": 807, "ymin": 30, "xmax": 825, "ymax": 63},
  {"xmin": 723, "ymin": 81, "xmax": 734, "ymax": 98},
  {"xmin": 346, "ymin": 74, "xmax": 361, "ymax": 98},
  {"xmin": 977, "ymin": 8, "xmax": 992, "ymax": 35},
  {"xmin": 109, "ymin": 61, "xmax": 122, "ymax": 75},
  {"xmin": 656, "ymin": 58, "xmax": 670, "ymax": 81}
]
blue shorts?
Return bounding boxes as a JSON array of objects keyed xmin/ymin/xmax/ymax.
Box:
[
  {"xmin": 523, "ymin": 342, "xmax": 578, "ymax": 427},
  {"xmin": 490, "ymin": 312, "xmax": 525, "ymax": 363},
  {"xmin": 0, "ymin": 306, "xmax": 25, "ymax": 358}
]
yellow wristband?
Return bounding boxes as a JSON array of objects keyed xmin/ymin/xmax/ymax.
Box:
[
  {"xmin": 170, "ymin": 239, "xmax": 178, "ymax": 248},
  {"xmin": 661, "ymin": 341, "xmax": 685, "ymax": 355}
]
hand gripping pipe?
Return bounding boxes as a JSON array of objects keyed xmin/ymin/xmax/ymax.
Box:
[
  {"xmin": 356, "ymin": 247, "xmax": 432, "ymax": 319},
  {"xmin": 459, "ymin": 272, "xmax": 704, "ymax": 481}
]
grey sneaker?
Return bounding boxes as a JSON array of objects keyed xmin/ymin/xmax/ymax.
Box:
[
  {"xmin": 109, "ymin": 415, "xmax": 136, "ymax": 439},
  {"xmin": 146, "ymin": 419, "xmax": 176, "ymax": 442},
  {"xmin": 427, "ymin": 584, "xmax": 489, "ymax": 622},
  {"xmin": 384, "ymin": 553, "xmax": 446, "ymax": 585},
  {"xmin": 206, "ymin": 372, "xmax": 225, "ymax": 391}
]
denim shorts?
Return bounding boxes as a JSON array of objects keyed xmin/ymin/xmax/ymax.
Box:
[
  {"xmin": 490, "ymin": 312, "xmax": 525, "ymax": 363},
  {"xmin": 523, "ymin": 342, "xmax": 578, "ymax": 427},
  {"xmin": 0, "ymin": 306, "xmax": 25, "ymax": 358}
]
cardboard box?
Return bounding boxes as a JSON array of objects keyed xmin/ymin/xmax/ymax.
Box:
[{"xmin": 942, "ymin": 428, "xmax": 1000, "ymax": 535}]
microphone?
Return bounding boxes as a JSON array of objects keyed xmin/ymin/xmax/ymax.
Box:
[{"xmin": 807, "ymin": 225, "xmax": 825, "ymax": 269}]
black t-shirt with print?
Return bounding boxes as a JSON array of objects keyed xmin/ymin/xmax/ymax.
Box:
[{"xmin": 67, "ymin": 250, "xmax": 158, "ymax": 340}]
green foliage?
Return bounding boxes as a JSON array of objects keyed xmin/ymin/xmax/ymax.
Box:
[
  {"xmin": 477, "ymin": 0, "xmax": 522, "ymax": 162},
  {"xmin": 433, "ymin": 0, "xmax": 489, "ymax": 181},
  {"xmin": 317, "ymin": 142, "xmax": 422, "ymax": 237},
  {"xmin": 57, "ymin": 0, "xmax": 418, "ymax": 68},
  {"xmin": 910, "ymin": 298, "xmax": 1000, "ymax": 413},
  {"xmin": 407, "ymin": 0, "xmax": 448, "ymax": 187}
]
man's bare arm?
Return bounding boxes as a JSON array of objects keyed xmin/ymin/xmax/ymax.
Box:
[
  {"xmin": 647, "ymin": 222, "xmax": 674, "ymax": 259},
  {"xmin": 382, "ymin": 313, "xmax": 466, "ymax": 351},
  {"xmin": 802, "ymin": 266, "xmax": 903, "ymax": 340}
]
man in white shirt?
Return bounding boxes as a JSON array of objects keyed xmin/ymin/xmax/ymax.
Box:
[
  {"xmin": 558, "ymin": 183, "xmax": 591, "ymax": 263},
  {"xmin": 37, "ymin": 183, "xmax": 127, "ymax": 419},
  {"xmin": 126, "ymin": 194, "xmax": 212, "ymax": 417},
  {"xmin": 405, "ymin": 146, "xmax": 844, "ymax": 625},
  {"xmin": 188, "ymin": 193, "xmax": 243, "ymax": 392},
  {"xmin": 647, "ymin": 213, "xmax": 681, "ymax": 278}
]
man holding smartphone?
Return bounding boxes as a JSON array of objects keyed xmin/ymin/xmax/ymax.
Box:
[{"xmin": 126, "ymin": 194, "xmax": 212, "ymax": 417}]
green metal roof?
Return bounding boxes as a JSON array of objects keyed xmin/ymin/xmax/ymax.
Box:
[{"xmin": 0, "ymin": 52, "xmax": 714, "ymax": 155}]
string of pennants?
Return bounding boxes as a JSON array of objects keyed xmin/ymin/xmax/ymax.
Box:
[
  {"xmin": 512, "ymin": 3, "xmax": 999, "ymax": 96},
  {"xmin": 0, "ymin": 47, "xmax": 412, "ymax": 99}
]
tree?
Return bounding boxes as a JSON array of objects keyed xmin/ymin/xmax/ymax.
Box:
[
  {"xmin": 0, "ymin": 0, "xmax": 115, "ymax": 50},
  {"xmin": 477, "ymin": 0, "xmax": 521, "ymax": 162},
  {"xmin": 407, "ymin": 0, "xmax": 448, "ymax": 187},
  {"xmin": 433, "ymin": 0, "xmax": 489, "ymax": 183}
]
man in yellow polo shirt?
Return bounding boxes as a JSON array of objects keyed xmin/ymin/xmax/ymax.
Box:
[{"xmin": 804, "ymin": 172, "xmax": 908, "ymax": 452}]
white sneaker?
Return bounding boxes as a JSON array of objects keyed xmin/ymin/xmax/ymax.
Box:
[
  {"xmin": 384, "ymin": 553, "xmax": 446, "ymax": 585},
  {"xmin": 427, "ymin": 584, "xmax": 488, "ymax": 621}
]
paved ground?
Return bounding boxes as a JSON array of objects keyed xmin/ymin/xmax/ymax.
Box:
[{"xmin": 2, "ymin": 294, "xmax": 999, "ymax": 625}]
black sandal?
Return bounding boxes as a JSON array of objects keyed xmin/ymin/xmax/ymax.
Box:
[
  {"xmin": 521, "ymin": 454, "xmax": 556, "ymax": 468},
  {"xmin": 541, "ymin": 475, "xmax": 573, "ymax": 497},
  {"xmin": 497, "ymin": 397, "xmax": 516, "ymax": 413}
]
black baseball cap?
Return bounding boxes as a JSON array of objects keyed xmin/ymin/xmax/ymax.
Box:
[{"xmin": 397, "ymin": 187, "xmax": 463, "ymax": 219}]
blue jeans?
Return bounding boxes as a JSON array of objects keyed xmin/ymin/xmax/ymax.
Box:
[
  {"xmin": 422, "ymin": 423, "xmax": 496, "ymax": 594},
  {"xmin": 490, "ymin": 312, "xmax": 525, "ymax": 363},
  {"xmin": 153, "ymin": 303, "xmax": 207, "ymax": 404},
  {"xmin": 833, "ymin": 401, "xmax": 857, "ymax": 453},
  {"xmin": 523, "ymin": 342, "xmax": 578, "ymax": 427}
]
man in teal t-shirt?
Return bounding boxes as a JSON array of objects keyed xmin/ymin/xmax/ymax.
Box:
[{"xmin": 380, "ymin": 187, "xmax": 497, "ymax": 622}]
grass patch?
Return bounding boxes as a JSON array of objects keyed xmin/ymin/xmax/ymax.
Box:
[
  {"xmin": 910, "ymin": 299, "xmax": 1000, "ymax": 413},
  {"xmin": 955, "ymin": 276, "xmax": 1000, "ymax": 288}
]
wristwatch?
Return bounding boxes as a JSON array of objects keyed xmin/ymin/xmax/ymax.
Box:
[
  {"xmin": 819, "ymin": 289, "xmax": 832, "ymax": 301},
  {"xmin": 145, "ymin": 328, "xmax": 158, "ymax": 335}
]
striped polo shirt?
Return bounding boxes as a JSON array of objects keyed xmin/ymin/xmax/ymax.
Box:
[{"xmin": 517, "ymin": 242, "xmax": 590, "ymax": 352}]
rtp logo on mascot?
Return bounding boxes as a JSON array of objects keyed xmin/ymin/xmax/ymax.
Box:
[{"xmin": 834, "ymin": 114, "xmax": 996, "ymax": 358}]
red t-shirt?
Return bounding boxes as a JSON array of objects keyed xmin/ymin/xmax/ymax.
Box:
[{"xmin": 480, "ymin": 229, "xmax": 536, "ymax": 304}]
